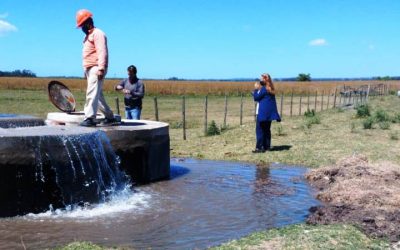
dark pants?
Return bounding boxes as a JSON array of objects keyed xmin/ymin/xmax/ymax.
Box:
[{"xmin": 256, "ymin": 120, "xmax": 271, "ymax": 150}]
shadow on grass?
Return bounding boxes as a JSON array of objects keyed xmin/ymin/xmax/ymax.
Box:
[{"xmin": 269, "ymin": 145, "xmax": 292, "ymax": 151}]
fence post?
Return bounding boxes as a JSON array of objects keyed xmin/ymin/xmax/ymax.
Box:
[
  {"xmin": 240, "ymin": 94, "xmax": 243, "ymax": 126},
  {"xmin": 333, "ymin": 87, "xmax": 337, "ymax": 108},
  {"xmin": 204, "ymin": 95, "xmax": 208, "ymax": 136},
  {"xmin": 223, "ymin": 95, "xmax": 228, "ymax": 128},
  {"xmin": 299, "ymin": 95, "xmax": 302, "ymax": 116},
  {"xmin": 321, "ymin": 91, "xmax": 324, "ymax": 111},
  {"xmin": 326, "ymin": 91, "xmax": 330, "ymax": 109},
  {"xmin": 154, "ymin": 96, "xmax": 159, "ymax": 121},
  {"xmin": 314, "ymin": 91, "xmax": 318, "ymax": 111},
  {"xmin": 115, "ymin": 97, "xmax": 120, "ymax": 115},
  {"xmin": 182, "ymin": 96, "xmax": 186, "ymax": 140},
  {"xmin": 280, "ymin": 93, "xmax": 284, "ymax": 117},
  {"xmin": 290, "ymin": 91, "xmax": 294, "ymax": 117},
  {"xmin": 307, "ymin": 92, "xmax": 310, "ymax": 111},
  {"xmin": 366, "ymin": 84, "xmax": 371, "ymax": 103}
]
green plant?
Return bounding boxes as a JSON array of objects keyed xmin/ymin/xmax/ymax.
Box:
[
  {"xmin": 363, "ymin": 117, "xmax": 374, "ymax": 129},
  {"xmin": 276, "ymin": 124, "xmax": 286, "ymax": 136},
  {"xmin": 350, "ymin": 122, "xmax": 357, "ymax": 133},
  {"xmin": 297, "ymin": 73, "xmax": 311, "ymax": 81},
  {"xmin": 207, "ymin": 120, "xmax": 220, "ymax": 136},
  {"xmin": 378, "ymin": 121, "xmax": 390, "ymax": 130},
  {"xmin": 304, "ymin": 109, "xmax": 316, "ymax": 117},
  {"xmin": 392, "ymin": 113, "xmax": 400, "ymax": 123},
  {"xmin": 374, "ymin": 109, "xmax": 390, "ymax": 122},
  {"xmin": 390, "ymin": 132, "xmax": 399, "ymax": 140},
  {"xmin": 355, "ymin": 104, "xmax": 370, "ymax": 118}
]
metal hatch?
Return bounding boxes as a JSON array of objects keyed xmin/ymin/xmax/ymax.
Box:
[{"xmin": 48, "ymin": 80, "xmax": 76, "ymax": 113}]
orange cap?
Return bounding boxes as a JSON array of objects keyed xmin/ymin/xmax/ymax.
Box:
[{"xmin": 76, "ymin": 9, "xmax": 92, "ymax": 28}]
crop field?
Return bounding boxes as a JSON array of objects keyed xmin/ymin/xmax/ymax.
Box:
[{"xmin": 0, "ymin": 77, "xmax": 398, "ymax": 96}]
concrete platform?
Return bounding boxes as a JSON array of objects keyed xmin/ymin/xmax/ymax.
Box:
[{"xmin": 46, "ymin": 112, "xmax": 170, "ymax": 184}]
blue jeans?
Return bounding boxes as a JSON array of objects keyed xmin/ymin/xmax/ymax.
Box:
[{"xmin": 125, "ymin": 107, "xmax": 141, "ymax": 120}]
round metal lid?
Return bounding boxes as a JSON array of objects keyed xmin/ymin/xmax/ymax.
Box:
[{"xmin": 48, "ymin": 80, "xmax": 76, "ymax": 113}]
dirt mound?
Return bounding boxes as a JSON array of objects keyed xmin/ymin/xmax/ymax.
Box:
[{"xmin": 306, "ymin": 155, "xmax": 400, "ymax": 242}]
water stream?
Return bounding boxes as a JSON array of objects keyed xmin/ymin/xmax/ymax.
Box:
[{"xmin": 0, "ymin": 158, "xmax": 318, "ymax": 250}]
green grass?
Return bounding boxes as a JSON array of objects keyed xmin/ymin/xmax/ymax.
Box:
[
  {"xmin": 1, "ymin": 90, "xmax": 398, "ymax": 249},
  {"xmin": 211, "ymin": 224, "xmax": 389, "ymax": 250}
]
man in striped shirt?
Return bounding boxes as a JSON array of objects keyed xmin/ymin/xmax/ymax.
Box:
[{"xmin": 76, "ymin": 9, "xmax": 115, "ymax": 127}]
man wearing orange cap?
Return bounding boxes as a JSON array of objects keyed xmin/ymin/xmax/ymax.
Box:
[{"xmin": 76, "ymin": 9, "xmax": 115, "ymax": 126}]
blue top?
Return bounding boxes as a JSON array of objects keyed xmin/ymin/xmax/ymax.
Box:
[{"xmin": 253, "ymin": 86, "xmax": 281, "ymax": 122}]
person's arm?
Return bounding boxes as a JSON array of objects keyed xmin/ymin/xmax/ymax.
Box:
[
  {"xmin": 131, "ymin": 81, "xmax": 145, "ymax": 98},
  {"xmin": 253, "ymin": 87, "xmax": 267, "ymax": 101},
  {"xmin": 115, "ymin": 79, "xmax": 125, "ymax": 91},
  {"xmin": 93, "ymin": 30, "xmax": 108, "ymax": 78}
]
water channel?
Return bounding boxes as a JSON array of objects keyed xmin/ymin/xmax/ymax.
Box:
[{"xmin": 0, "ymin": 158, "xmax": 319, "ymax": 249}]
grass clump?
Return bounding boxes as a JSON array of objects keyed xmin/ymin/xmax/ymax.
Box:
[
  {"xmin": 379, "ymin": 121, "xmax": 390, "ymax": 130},
  {"xmin": 211, "ymin": 224, "xmax": 389, "ymax": 250},
  {"xmin": 363, "ymin": 117, "xmax": 375, "ymax": 129},
  {"xmin": 356, "ymin": 104, "xmax": 370, "ymax": 117},
  {"xmin": 55, "ymin": 242, "xmax": 106, "ymax": 250},
  {"xmin": 206, "ymin": 120, "xmax": 220, "ymax": 136},
  {"xmin": 374, "ymin": 109, "xmax": 390, "ymax": 122}
]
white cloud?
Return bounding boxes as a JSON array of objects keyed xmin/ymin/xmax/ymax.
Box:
[
  {"xmin": 309, "ymin": 38, "xmax": 327, "ymax": 46},
  {"xmin": 0, "ymin": 19, "xmax": 17, "ymax": 35}
]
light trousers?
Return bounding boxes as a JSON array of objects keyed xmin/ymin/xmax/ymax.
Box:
[{"xmin": 84, "ymin": 66, "xmax": 114, "ymax": 120}]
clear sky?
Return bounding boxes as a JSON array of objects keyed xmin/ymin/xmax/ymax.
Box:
[{"xmin": 1, "ymin": 0, "xmax": 399, "ymax": 79}]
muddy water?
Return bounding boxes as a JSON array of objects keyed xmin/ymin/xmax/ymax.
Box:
[{"xmin": 0, "ymin": 159, "xmax": 318, "ymax": 250}]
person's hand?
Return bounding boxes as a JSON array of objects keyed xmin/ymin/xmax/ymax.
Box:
[
  {"xmin": 97, "ymin": 69, "xmax": 105, "ymax": 80},
  {"xmin": 254, "ymin": 81, "xmax": 261, "ymax": 90},
  {"xmin": 123, "ymin": 89, "xmax": 131, "ymax": 94}
]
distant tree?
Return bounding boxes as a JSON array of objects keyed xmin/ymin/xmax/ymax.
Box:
[
  {"xmin": 297, "ymin": 73, "xmax": 311, "ymax": 82},
  {"xmin": 374, "ymin": 76, "xmax": 392, "ymax": 81},
  {"xmin": 0, "ymin": 69, "xmax": 36, "ymax": 77}
]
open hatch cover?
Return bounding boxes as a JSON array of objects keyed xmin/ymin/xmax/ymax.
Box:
[{"xmin": 48, "ymin": 80, "xmax": 76, "ymax": 113}]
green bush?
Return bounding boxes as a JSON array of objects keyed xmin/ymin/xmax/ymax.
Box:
[
  {"xmin": 378, "ymin": 121, "xmax": 390, "ymax": 130},
  {"xmin": 390, "ymin": 132, "xmax": 399, "ymax": 140},
  {"xmin": 374, "ymin": 109, "xmax": 390, "ymax": 122},
  {"xmin": 363, "ymin": 117, "xmax": 374, "ymax": 129},
  {"xmin": 392, "ymin": 113, "xmax": 400, "ymax": 123},
  {"xmin": 207, "ymin": 120, "xmax": 220, "ymax": 136},
  {"xmin": 355, "ymin": 104, "xmax": 370, "ymax": 117},
  {"xmin": 304, "ymin": 109, "xmax": 316, "ymax": 117}
]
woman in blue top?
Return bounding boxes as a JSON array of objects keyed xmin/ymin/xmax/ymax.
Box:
[{"xmin": 252, "ymin": 73, "xmax": 281, "ymax": 153}]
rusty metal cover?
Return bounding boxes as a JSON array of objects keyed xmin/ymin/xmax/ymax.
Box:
[{"xmin": 48, "ymin": 81, "xmax": 76, "ymax": 113}]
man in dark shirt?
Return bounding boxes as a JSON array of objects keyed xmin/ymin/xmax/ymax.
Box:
[{"xmin": 115, "ymin": 65, "xmax": 145, "ymax": 119}]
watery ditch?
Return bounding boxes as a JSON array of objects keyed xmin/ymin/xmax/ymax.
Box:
[{"xmin": 0, "ymin": 158, "xmax": 319, "ymax": 249}]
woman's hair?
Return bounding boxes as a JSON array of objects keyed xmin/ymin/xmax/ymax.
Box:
[{"xmin": 263, "ymin": 73, "xmax": 275, "ymax": 91}]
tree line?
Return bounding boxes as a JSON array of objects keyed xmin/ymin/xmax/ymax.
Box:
[{"xmin": 0, "ymin": 69, "xmax": 36, "ymax": 77}]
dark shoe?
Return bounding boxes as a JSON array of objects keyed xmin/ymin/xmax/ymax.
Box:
[
  {"xmin": 80, "ymin": 118, "xmax": 96, "ymax": 127},
  {"xmin": 252, "ymin": 148, "xmax": 265, "ymax": 153},
  {"xmin": 100, "ymin": 117, "xmax": 117, "ymax": 125}
]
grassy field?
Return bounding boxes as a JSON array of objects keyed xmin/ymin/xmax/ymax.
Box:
[
  {"xmin": 0, "ymin": 77, "xmax": 399, "ymax": 95},
  {"xmin": 1, "ymin": 86, "xmax": 400, "ymax": 249}
]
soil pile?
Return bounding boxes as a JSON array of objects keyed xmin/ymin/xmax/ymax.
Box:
[{"xmin": 306, "ymin": 154, "xmax": 400, "ymax": 242}]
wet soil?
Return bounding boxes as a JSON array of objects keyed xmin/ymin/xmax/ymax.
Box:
[{"xmin": 306, "ymin": 155, "xmax": 400, "ymax": 242}]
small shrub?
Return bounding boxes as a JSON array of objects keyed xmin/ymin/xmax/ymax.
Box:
[
  {"xmin": 304, "ymin": 109, "xmax": 316, "ymax": 117},
  {"xmin": 390, "ymin": 132, "xmax": 399, "ymax": 140},
  {"xmin": 379, "ymin": 121, "xmax": 390, "ymax": 130},
  {"xmin": 363, "ymin": 117, "xmax": 374, "ymax": 129},
  {"xmin": 336, "ymin": 107, "xmax": 344, "ymax": 113},
  {"xmin": 374, "ymin": 109, "xmax": 390, "ymax": 122},
  {"xmin": 207, "ymin": 120, "xmax": 220, "ymax": 136},
  {"xmin": 356, "ymin": 104, "xmax": 370, "ymax": 117},
  {"xmin": 276, "ymin": 124, "xmax": 286, "ymax": 136},
  {"xmin": 350, "ymin": 122, "xmax": 357, "ymax": 133},
  {"xmin": 392, "ymin": 113, "xmax": 400, "ymax": 123}
]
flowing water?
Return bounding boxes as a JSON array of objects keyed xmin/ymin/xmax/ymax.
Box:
[{"xmin": 0, "ymin": 158, "xmax": 318, "ymax": 250}]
